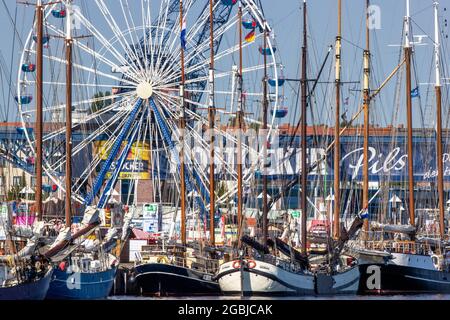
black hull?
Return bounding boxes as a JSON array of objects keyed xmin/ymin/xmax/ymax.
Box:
[
  {"xmin": 0, "ymin": 268, "xmax": 53, "ymax": 300},
  {"xmin": 133, "ymin": 263, "xmax": 220, "ymax": 296},
  {"xmin": 359, "ymin": 263, "xmax": 450, "ymax": 294}
]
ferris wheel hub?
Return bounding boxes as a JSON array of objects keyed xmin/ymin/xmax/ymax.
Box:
[{"xmin": 136, "ymin": 82, "xmax": 153, "ymax": 99}]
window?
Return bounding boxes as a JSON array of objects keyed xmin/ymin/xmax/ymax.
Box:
[
  {"xmin": 0, "ymin": 176, "xmax": 4, "ymax": 187},
  {"xmin": 30, "ymin": 177, "xmax": 36, "ymax": 187},
  {"xmin": 13, "ymin": 176, "xmax": 21, "ymax": 187},
  {"xmin": 121, "ymin": 180, "xmax": 135, "ymax": 204}
]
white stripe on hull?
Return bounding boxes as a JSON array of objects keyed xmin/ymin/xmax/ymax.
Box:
[{"xmin": 217, "ymin": 260, "xmax": 360, "ymax": 295}]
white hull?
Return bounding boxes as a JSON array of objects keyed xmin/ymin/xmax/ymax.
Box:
[{"xmin": 216, "ymin": 259, "xmax": 360, "ymax": 296}]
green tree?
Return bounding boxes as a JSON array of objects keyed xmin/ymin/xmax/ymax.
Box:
[
  {"xmin": 7, "ymin": 173, "xmax": 26, "ymax": 201},
  {"xmin": 90, "ymin": 91, "xmax": 113, "ymax": 113}
]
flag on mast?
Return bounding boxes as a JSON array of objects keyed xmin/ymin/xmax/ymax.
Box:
[
  {"xmin": 244, "ymin": 29, "xmax": 256, "ymax": 43},
  {"xmin": 181, "ymin": 17, "xmax": 187, "ymax": 50}
]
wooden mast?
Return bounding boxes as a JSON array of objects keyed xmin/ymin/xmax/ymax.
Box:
[
  {"xmin": 300, "ymin": 0, "xmax": 308, "ymax": 255},
  {"xmin": 65, "ymin": 1, "xmax": 73, "ymax": 228},
  {"xmin": 262, "ymin": 20, "xmax": 268, "ymax": 243},
  {"xmin": 363, "ymin": 0, "xmax": 371, "ymax": 236},
  {"xmin": 208, "ymin": 0, "xmax": 216, "ymax": 246},
  {"xmin": 333, "ymin": 0, "xmax": 342, "ymax": 240},
  {"xmin": 236, "ymin": 2, "xmax": 244, "ymax": 245},
  {"xmin": 433, "ymin": 1, "xmax": 445, "ymax": 238},
  {"xmin": 35, "ymin": 0, "xmax": 43, "ymax": 221},
  {"xmin": 404, "ymin": 0, "xmax": 415, "ymax": 228},
  {"xmin": 179, "ymin": 0, "xmax": 187, "ymax": 246}
]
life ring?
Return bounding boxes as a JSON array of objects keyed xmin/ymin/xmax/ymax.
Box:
[
  {"xmin": 247, "ymin": 260, "xmax": 256, "ymax": 269},
  {"xmin": 157, "ymin": 256, "xmax": 169, "ymax": 264},
  {"xmin": 232, "ymin": 260, "xmax": 241, "ymax": 269}
]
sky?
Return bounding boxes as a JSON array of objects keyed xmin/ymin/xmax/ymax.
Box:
[{"xmin": 1, "ymin": 0, "xmax": 449, "ymax": 128}]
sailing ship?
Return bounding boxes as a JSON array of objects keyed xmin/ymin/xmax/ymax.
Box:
[
  {"xmin": 216, "ymin": 0, "xmax": 361, "ymax": 296},
  {"xmin": 349, "ymin": 0, "xmax": 450, "ymax": 294},
  {"xmin": 0, "ymin": 218, "xmax": 53, "ymax": 300},
  {"xmin": 0, "ymin": 0, "xmax": 53, "ymax": 300},
  {"xmin": 129, "ymin": 0, "xmax": 221, "ymax": 296},
  {"xmin": 29, "ymin": 2, "xmax": 120, "ymax": 300}
]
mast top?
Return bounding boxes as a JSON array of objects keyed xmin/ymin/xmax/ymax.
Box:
[
  {"xmin": 404, "ymin": 0, "xmax": 411, "ymax": 48},
  {"xmin": 66, "ymin": 1, "xmax": 72, "ymax": 40},
  {"xmin": 434, "ymin": 1, "xmax": 441, "ymax": 87}
]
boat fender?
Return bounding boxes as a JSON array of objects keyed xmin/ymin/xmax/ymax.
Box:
[
  {"xmin": 157, "ymin": 256, "xmax": 169, "ymax": 264},
  {"xmin": 5, "ymin": 255, "xmax": 15, "ymax": 267},
  {"xmin": 59, "ymin": 261, "xmax": 66, "ymax": 271},
  {"xmin": 232, "ymin": 260, "xmax": 241, "ymax": 269},
  {"xmin": 247, "ymin": 260, "xmax": 256, "ymax": 269},
  {"xmin": 431, "ymin": 255, "xmax": 441, "ymax": 269}
]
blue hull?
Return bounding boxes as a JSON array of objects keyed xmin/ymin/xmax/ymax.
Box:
[
  {"xmin": 0, "ymin": 267, "xmax": 53, "ymax": 300},
  {"xmin": 46, "ymin": 266, "xmax": 117, "ymax": 300}
]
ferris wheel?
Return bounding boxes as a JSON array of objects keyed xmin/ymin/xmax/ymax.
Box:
[{"xmin": 17, "ymin": 0, "xmax": 284, "ymax": 214}]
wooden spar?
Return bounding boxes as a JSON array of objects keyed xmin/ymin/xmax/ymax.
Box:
[
  {"xmin": 300, "ymin": 0, "xmax": 308, "ymax": 255},
  {"xmin": 179, "ymin": 0, "xmax": 187, "ymax": 247},
  {"xmin": 404, "ymin": 0, "xmax": 415, "ymax": 227},
  {"xmin": 35, "ymin": 0, "xmax": 43, "ymax": 221},
  {"xmin": 433, "ymin": 2, "xmax": 445, "ymax": 238},
  {"xmin": 333, "ymin": 0, "xmax": 342, "ymax": 240},
  {"xmin": 208, "ymin": 0, "xmax": 215, "ymax": 246},
  {"xmin": 65, "ymin": 2, "xmax": 73, "ymax": 228},
  {"xmin": 363, "ymin": 0, "xmax": 371, "ymax": 236},
  {"xmin": 262, "ymin": 20, "xmax": 268, "ymax": 244},
  {"xmin": 237, "ymin": 2, "xmax": 243, "ymax": 247}
]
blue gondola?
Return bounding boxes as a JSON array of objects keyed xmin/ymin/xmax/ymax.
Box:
[
  {"xmin": 21, "ymin": 63, "xmax": 36, "ymax": 73},
  {"xmin": 15, "ymin": 95, "xmax": 33, "ymax": 104},
  {"xmin": 221, "ymin": 0, "xmax": 237, "ymax": 5},
  {"xmin": 16, "ymin": 127, "xmax": 33, "ymax": 135},
  {"xmin": 33, "ymin": 35, "xmax": 50, "ymax": 44},
  {"xmin": 259, "ymin": 46, "xmax": 276, "ymax": 56},
  {"xmin": 242, "ymin": 19, "xmax": 257, "ymax": 30},
  {"xmin": 268, "ymin": 78, "xmax": 285, "ymax": 87},
  {"xmin": 52, "ymin": 9, "xmax": 66, "ymax": 18},
  {"xmin": 271, "ymin": 107, "xmax": 288, "ymax": 118}
]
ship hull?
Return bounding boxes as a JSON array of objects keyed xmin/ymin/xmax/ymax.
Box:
[
  {"xmin": 217, "ymin": 259, "xmax": 359, "ymax": 296},
  {"xmin": 359, "ymin": 253, "xmax": 450, "ymax": 294},
  {"xmin": 46, "ymin": 266, "xmax": 117, "ymax": 300},
  {"xmin": 0, "ymin": 267, "xmax": 53, "ymax": 300},
  {"xmin": 315, "ymin": 266, "xmax": 360, "ymax": 295},
  {"xmin": 133, "ymin": 263, "xmax": 220, "ymax": 296}
]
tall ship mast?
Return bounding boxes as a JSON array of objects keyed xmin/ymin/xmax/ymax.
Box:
[{"xmin": 333, "ymin": 0, "xmax": 342, "ymax": 241}]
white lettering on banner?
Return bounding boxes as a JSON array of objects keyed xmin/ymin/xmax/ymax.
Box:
[
  {"xmin": 110, "ymin": 160, "xmax": 146, "ymax": 172},
  {"xmin": 164, "ymin": 138, "xmax": 450, "ymax": 180},
  {"xmin": 341, "ymin": 147, "xmax": 407, "ymax": 179}
]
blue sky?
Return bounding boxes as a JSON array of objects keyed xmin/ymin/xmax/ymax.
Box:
[{"xmin": 1, "ymin": 0, "xmax": 449, "ymax": 128}]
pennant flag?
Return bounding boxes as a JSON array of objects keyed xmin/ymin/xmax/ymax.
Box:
[
  {"xmin": 411, "ymin": 86, "xmax": 420, "ymax": 98},
  {"xmin": 180, "ymin": 17, "xmax": 187, "ymax": 50},
  {"xmin": 244, "ymin": 29, "xmax": 256, "ymax": 43},
  {"xmin": 359, "ymin": 207, "xmax": 369, "ymax": 220}
]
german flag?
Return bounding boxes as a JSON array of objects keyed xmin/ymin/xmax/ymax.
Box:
[{"xmin": 244, "ymin": 29, "xmax": 256, "ymax": 43}]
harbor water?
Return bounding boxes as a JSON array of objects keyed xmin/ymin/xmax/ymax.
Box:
[{"xmin": 109, "ymin": 294, "xmax": 450, "ymax": 300}]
